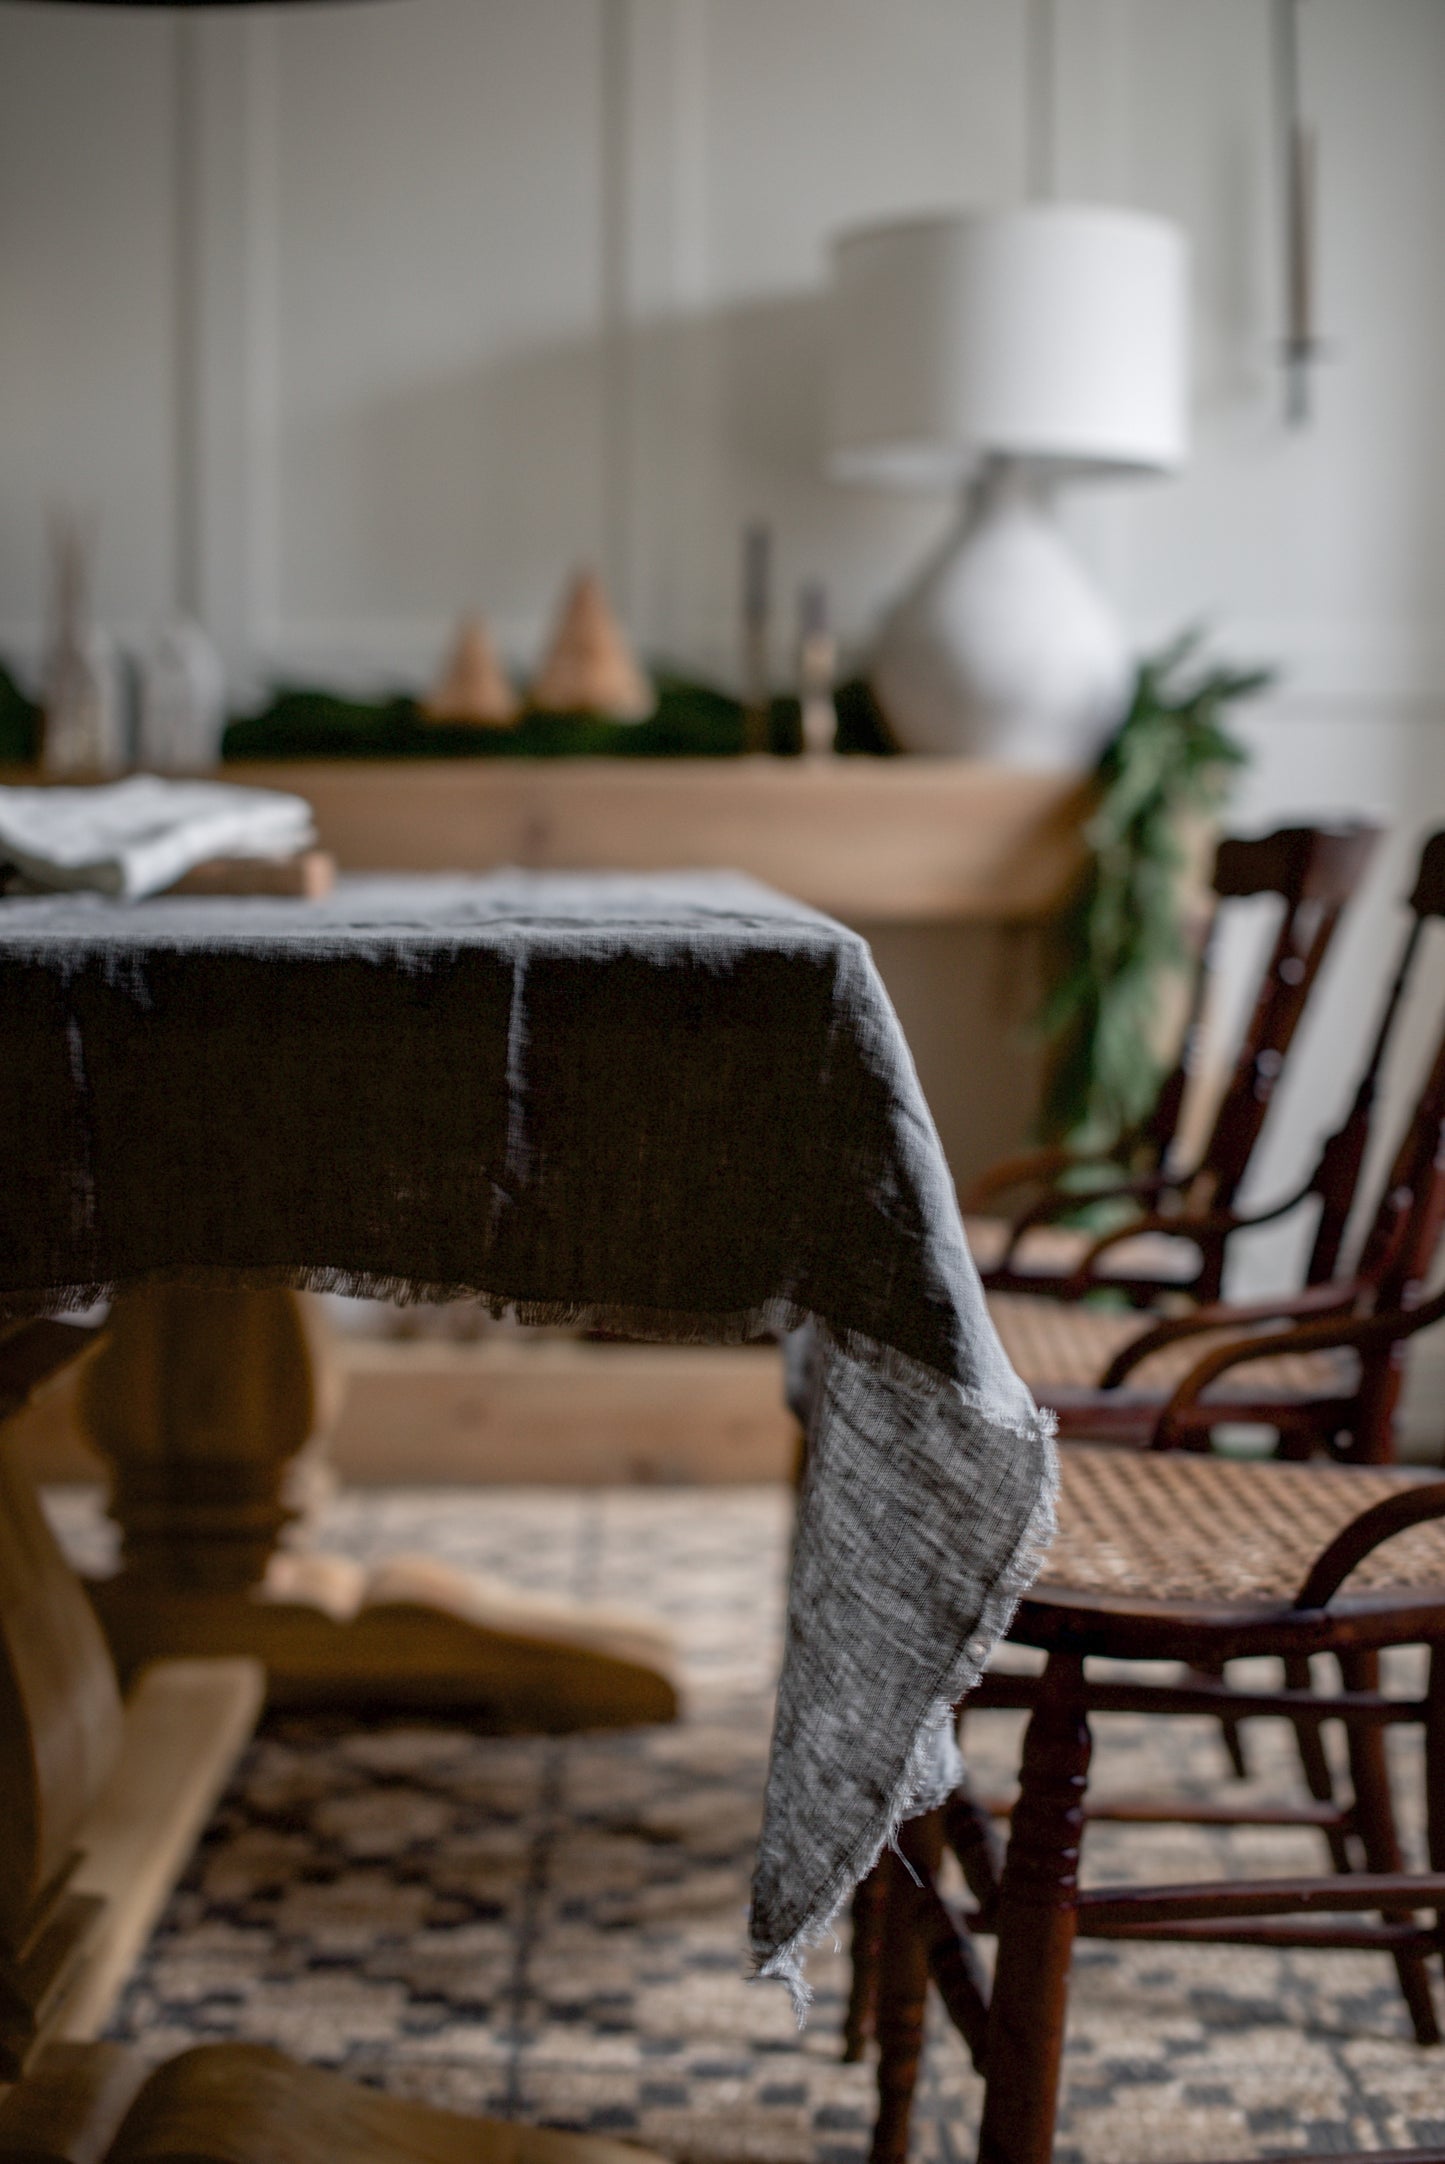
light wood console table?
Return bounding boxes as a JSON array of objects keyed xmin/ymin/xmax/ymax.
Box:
[{"xmin": 224, "ymin": 756, "xmax": 1089, "ymax": 921}]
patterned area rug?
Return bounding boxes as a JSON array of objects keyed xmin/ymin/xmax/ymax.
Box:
[{"xmin": 47, "ymin": 1485, "xmax": 1445, "ymax": 2163}]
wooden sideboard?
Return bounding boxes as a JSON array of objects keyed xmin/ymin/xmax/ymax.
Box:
[{"xmin": 217, "ymin": 757, "xmax": 1090, "ymax": 923}]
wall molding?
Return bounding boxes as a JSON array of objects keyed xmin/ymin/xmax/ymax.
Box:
[
  {"xmin": 171, "ymin": 14, "xmax": 281, "ymax": 683},
  {"xmin": 600, "ymin": 0, "xmax": 709, "ymax": 653},
  {"xmin": 162, "ymin": 0, "xmax": 711, "ymax": 684}
]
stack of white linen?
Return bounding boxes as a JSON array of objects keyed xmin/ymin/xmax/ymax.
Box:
[{"xmin": 0, "ymin": 776, "xmax": 316, "ymax": 901}]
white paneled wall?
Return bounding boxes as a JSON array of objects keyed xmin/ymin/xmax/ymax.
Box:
[
  {"xmin": 0, "ymin": 7, "xmax": 181, "ymax": 634},
  {"xmin": 3, "ymin": 0, "xmax": 1442, "ymax": 701},
  {"xmin": 3, "ymin": 0, "xmax": 1445, "ymax": 1423},
  {"xmin": 273, "ymin": 2, "xmax": 608, "ymax": 646}
]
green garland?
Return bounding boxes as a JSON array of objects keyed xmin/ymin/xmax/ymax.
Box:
[
  {"xmin": 222, "ymin": 674, "xmax": 897, "ymax": 760},
  {"xmin": 0, "ymin": 663, "xmax": 898, "ymax": 767},
  {"xmin": 0, "ymin": 662, "xmax": 41, "ymax": 764},
  {"xmin": 1035, "ymin": 634, "xmax": 1270, "ymax": 1149}
]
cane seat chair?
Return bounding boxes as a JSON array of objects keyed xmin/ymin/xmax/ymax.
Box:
[
  {"xmin": 855, "ymin": 1447, "xmax": 1445, "ymax": 2164},
  {"xmin": 988, "ymin": 1286, "xmax": 1352, "ymax": 1403},
  {"xmin": 984, "ymin": 912, "xmax": 1445, "ymax": 1463},
  {"xmin": 966, "ymin": 822, "xmax": 1382, "ymax": 1305}
]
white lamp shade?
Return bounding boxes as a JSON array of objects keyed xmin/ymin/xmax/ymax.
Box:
[{"xmin": 828, "ymin": 205, "xmax": 1189, "ymax": 486}]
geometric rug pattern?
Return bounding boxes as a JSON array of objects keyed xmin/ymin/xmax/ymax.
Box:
[{"xmin": 46, "ymin": 1485, "xmax": 1445, "ymax": 2162}]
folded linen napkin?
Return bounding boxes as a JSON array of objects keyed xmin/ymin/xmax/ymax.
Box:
[{"xmin": 0, "ymin": 776, "xmax": 316, "ymax": 900}]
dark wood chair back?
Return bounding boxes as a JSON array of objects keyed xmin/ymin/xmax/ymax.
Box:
[
  {"xmin": 1112, "ymin": 985, "xmax": 1445, "ymax": 1462},
  {"xmin": 1043, "ymin": 828, "xmax": 1445, "ymax": 1461},
  {"xmin": 967, "ymin": 822, "xmax": 1381, "ymax": 1306},
  {"xmin": 1170, "ymin": 821, "xmax": 1379, "ymax": 1214},
  {"xmin": 1124, "ymin": 817, "xmax": 1375, "ymax": 1177},
  {"xmin": 1291, "ymin": 829, "xmax": 1445, "ymax": 1282},
  {"xmin": 1352, "ymin": 1004, "xmax": 1445, "ymax": 1319}
]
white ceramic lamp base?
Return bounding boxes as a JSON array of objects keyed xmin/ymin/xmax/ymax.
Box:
[{"xmin": 870, "ymin": 466, "xmax": 1134, "ymax": 768}]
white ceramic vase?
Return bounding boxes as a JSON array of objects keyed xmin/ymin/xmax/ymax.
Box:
[{"xmin": 870, "ymin": 464, "xmax": 1133, "ymax": 768}]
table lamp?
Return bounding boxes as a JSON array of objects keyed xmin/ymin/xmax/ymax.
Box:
[{"xmin": 828, "ymin": 205, "xmax": 1188, "ymax": 766}]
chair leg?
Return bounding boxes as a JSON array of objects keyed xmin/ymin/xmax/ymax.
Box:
[
  {"xmin": 1283, "ymin": 1653, "xmax": 1356, "ymax": 1875},
  {"xmin": 1428, "ymin": 1646, "xmax": 1445, "ymax": 1986},
  {"xmin": 844, "ymin": 1864, "xmax": 888, "ymax": 2062},
  {"xmin": 1186, "ymin": 1654, "xmax": 1249, "ymax": 1778},
  {"xmin": 977, "ymin": 1651, "xmax": 1091, "ymax": 2164},
  {"xmin": 869, "ymin": 1815, "xmax": 944, "ymax": 2164},
  {"xmin": 944, "ymin": 1777, "xmax": 1005, "ymax": 1929},
  {"xmin": 1338, "ymin": 1648, "xmax": 1441, "ymax": 2044}
]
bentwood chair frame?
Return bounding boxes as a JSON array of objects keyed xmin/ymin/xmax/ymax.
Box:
[
  {"xmin": 1056, "ymin": 828, "xmax": 1445, "ymax": 1303},
  {"xmin": 978, "ymin": 898, "xmax": 1445, "ymax": 1468},
  {"xmin": 856, "ymin": 1453, "xmax": 1445, "ymax": 2164},
  {"xmin": 1033, "ymin": 965, "xmax": 1445, "ymax": 1464},
  {"xmin": 965, "ymin": 991, "xmax": 1445, "ymax": 2039},
  {"xmin": 970, "ymin": 822, "xmax": 1381, "ymax": 1305}
]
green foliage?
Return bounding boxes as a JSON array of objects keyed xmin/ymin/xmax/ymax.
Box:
[
  {"xmin": 1036, "ymin": 633, "xmax": 1270, "ymax": 1149},
  {"xmin": 0, "ymin": 662, "xmax": 41, "ymax": 765},
  {"xmin": 221, "ymin": 673, "xmax": 898, "ymax": 762}
]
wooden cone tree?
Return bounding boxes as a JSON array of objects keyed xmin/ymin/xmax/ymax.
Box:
[
  {"xmin": 528, "ymin": 570, "xmax": 654, "ymax": 721},
  {"xmin": 422, "ymin": 616, "xmax": 519, "ymax": 727}
]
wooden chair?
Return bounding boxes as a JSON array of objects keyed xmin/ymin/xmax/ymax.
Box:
[
  {"xmin": 0, "ymin": 1317, "xmax": 665, "ymax": 2164},
  {"xmin": 1045, "ymin": 825, "xmax": 1445, "ymax": 1303},
  {"xmin": 966, "ymin": 821, "xmax": 1381, "ymax": 1304},
  {"xmin": 853, "ymin": 1447, "xmax": 1445, "ymax": 2164},
  {"xmin": 985, "ymin": 905, "xmax": 1445, "ymax": 1464}
]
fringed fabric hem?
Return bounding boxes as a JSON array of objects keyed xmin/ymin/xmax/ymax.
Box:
[
  {"xmin": 8, "ymin": 1259, "xmax": 1060, "ymax": 2026},
  {"xmin": 0, "ymin": 1267, "xmax": 1034, "ymax": 1415},
  {"xmin": 750, "ymin": 1403, "xmax": 1059, "ymax": 2022}
]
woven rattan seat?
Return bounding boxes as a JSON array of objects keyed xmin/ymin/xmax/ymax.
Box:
[
  {"xmin": 987, "ymin": 1289, "xmax": 1353, "ymax": 1397},
  {"xmin": 964, "ymin": 1214, "xmax": 1199, "ymax": 1285},
  {"xmin": 1045, "ymin": 1447, "xmax": 1445, "ymax": 1606}
]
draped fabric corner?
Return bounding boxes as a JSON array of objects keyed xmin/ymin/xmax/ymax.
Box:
[{"xmin": 0, "ymin": 870, "xmax": 1056, "ymax": 2000}]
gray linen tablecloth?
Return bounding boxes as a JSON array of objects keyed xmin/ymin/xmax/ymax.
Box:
[{"xmin": 0, "ymin": 870, "xmax": 1056, "ymax": 2008}]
